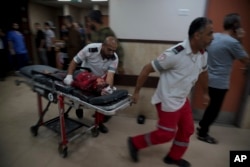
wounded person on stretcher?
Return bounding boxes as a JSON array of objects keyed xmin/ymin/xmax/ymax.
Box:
[{"xmin": 69, "ymin": 71, "xmax": 116, "ymax": 96}]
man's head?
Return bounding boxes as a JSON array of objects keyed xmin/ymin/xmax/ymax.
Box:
[
  {"xmin": 223, "ymin": 13, "xmax": 244, "ymax": 39},
  {"xmin": 44, "ymin": 21, "xmax": 55, "ymax": 30},
  {"xmin": 34, "ymin": 22, "xmax": 41, "ymax": 30},
  {"xmin": 87, "ymin": 10, "xmax": 103, "ymax": 31},
  {"xmin": 188, "ymin": 17, "xmax": 213, "ymax": 51},
  {"xmin": 101, "ymin": 36, "xmax": 118, "ymax": 59},
  {"xmin": 12, "ymin": 22, "xmax": 19, "ymax": 30},
  {"xmin": 63, "ymin": 15, "xmax": 74, "ymax": 28},
  {"xmin": 223, "ymin": 13, "xmax": 241, "ymax": 31}
]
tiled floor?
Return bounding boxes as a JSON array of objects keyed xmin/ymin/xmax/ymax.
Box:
[{"xmin": 0, "ymin": 76, "xmax": 250, "ymax": 167}]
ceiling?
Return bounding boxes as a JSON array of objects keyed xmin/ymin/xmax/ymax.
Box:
[{"xmin": 30, "ymin": 0, "xmax": 109, "ymax": 9}]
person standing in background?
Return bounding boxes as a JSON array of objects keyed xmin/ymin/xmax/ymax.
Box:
[
  {"xmin": 87, "ymin": 10, "xmax": 125, "ymax": 74},
  {"xmin": 7, "ymin": 22, "xmax": 29, "ymax": 71},
  {"xmin": 73, "ymin": 22, "xmax": 86, "ymax": 47},
  {"xmin": 63, "ymin": 15, "xmax": 84, "ymax": 62},
  {"xmin": 44, "ymin": 21, "xmax": 56, "ymax": 67},
  {"xmin": 34, "ymin": 22, "xmax": 47, "ymax": 65},
  {"xmin": 197, "ymin": 13, "xmax": 250, "ymax": 144},
  {"xmin": 0, "ymin": 28, "xmax": 9, "ymax": 80}
]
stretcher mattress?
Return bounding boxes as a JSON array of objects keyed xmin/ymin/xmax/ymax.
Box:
[{"xmin": 18, "ymin": 65, "xmax": 131, "ymax": 115}]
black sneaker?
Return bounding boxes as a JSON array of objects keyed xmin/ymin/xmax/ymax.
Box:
[
  {"xmin": 197, "ymin": 135, "xmax": 218, "ymax": 144},
  {"xmin": 98, "ymin": 123, "xmax": 109, "ymax": 133},
  {"xmin": 127, "ymin": 137, "xmax": 138, "ymax": 162},
  {"xmin": 163, "ymin": 156, "xmax": 191, "ymax": 167},
  {"xmin": 75, "ymin": 109, "xmax": 83, "ymax": 118}
]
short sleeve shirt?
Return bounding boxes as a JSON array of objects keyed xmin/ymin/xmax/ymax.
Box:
[
  {"xmin": 44, "ymin": 29, "xmax": 55, "ymax": 48},
  {"xmin": 151, "ymin": 39, "xmax": 207, "ymax": 112},
  {"xmin": 73, "ymin": 43, "xmax": 118, "ymax": 77},
  {"xmin": 7, "ymin": 30, "xmax": 27, "ymax": 54},
  {"xmin": 207, "ymin": 33, "xmax": 248, "ymax": 89}
]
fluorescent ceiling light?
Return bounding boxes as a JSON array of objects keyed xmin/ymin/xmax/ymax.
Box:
[
  {"xmin": 91, "ymin": 0, "xmax": 108, "ymax": 2},
  {"xmin": 58, "ymin": 0, "xmax": 82, "ymax": 2}
]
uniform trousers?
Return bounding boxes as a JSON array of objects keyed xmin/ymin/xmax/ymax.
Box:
[{"xmin": 131, "ymin": 99, "xmax": 194, "ymax": 160}]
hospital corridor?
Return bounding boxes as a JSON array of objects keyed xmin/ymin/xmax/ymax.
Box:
[
  {"xmin": 1, "ymin": 0, "xmax": 250, "ymax": 167},
  {"xmin": 0, "ymin": 75, "xmax": 250, "ymax": 167}
]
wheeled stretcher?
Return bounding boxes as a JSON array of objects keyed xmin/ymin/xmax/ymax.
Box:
[{"xmin": 15, "ymin": 65, "xmax": 131, "ymax": 158}]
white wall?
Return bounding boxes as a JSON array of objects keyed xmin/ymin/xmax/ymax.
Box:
[{"xmin": 110, "ymin": 0, "xmax": 207, "ymax": 41}]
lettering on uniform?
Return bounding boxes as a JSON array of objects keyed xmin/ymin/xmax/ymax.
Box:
[
  {"xmin": 89, "ymin": 47, "xmax": 98, "ymax": 52},
  {"xmin": 230, "ymin": 151, "xmax": 250, "ymax": 167},
  {"xmin": 172, "ymin": 45, "xmax": 184, "ymax": 54}
]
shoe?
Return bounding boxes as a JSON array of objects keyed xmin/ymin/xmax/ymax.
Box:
[
  {"xmin": 98, "ymin": 123, "xmax": 109, "ymax": 133},
  {"xmin": 163, "ymin": 156, "xmax": 191, "ymax": 167},
  {"xmin": 75, "ymin": 109, "xmax": 83, "ymax": 118},
  {"xmin": 127, "ymin": 137, "xmax": 138, "ymax": 162},
  {"xmin": 103, "ymin": 115, "xmax": 112, "ymax": 123},
  {"xmin": 197, "ymin": 135, "xmax": 218, "ymax": 144}
]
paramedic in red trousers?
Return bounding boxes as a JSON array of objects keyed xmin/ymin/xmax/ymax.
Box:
[
  {"xmin": 63, "ymin": 36, "xmax": 118, "ymax": 133},
  {"xmin": 127, "ymin": 17, "xmax": 214, "ymax": 167}
]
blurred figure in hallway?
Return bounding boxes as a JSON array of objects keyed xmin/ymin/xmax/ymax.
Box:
[
  {"xmin": 7, "ymin": 22, "xmax": 29, "ymax": 71},
  {"xmin": 63, "ymin": 15, "xmax": 83, "ymax": 64},
  {"xmin": 44, "ymin": 21, "xmax": 56, "ymax": 67},
  {"xmin": 0, "ymin": 28, "xmax": 9, "ymax": 81},
  {"xmin": 34, "ymin": 22, "xmax": 47, "ymax": 65},
  {"xmin": 73, "ymin": 22, "xmax": 86, "ymax": 47}
]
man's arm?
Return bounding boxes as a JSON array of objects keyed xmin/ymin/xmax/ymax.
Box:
[
  {"xmin": 238, "ymin": 55, "xmax": 250, "ymax": 66},
  {"xmin": 197, "ymin": 70, "xmax": 209, "ymax": 105},
  {"xmin": 105, "ymin": 71, "xmax": 115, "ymax": 87},
  {"xmin": 67, "ymin": 60, "xmax": 78, "ymax": 75},
  {"xmin": 8, "ymin": 41, "xmax": 15, "ymax": 55},
  {"xmin": 132, "ymin": 63, "xmax": 155, "ymax": 103},
  {"xmin": 63, "ymin": 59, "xmax": 78, "ymax": 85}
]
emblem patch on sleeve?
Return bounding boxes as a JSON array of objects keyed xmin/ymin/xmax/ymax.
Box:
[
  {"xmin": 172, "ymin": 45, "xmax": 184, "ymax": 54},
  {"xmin": 157, "ymin": 54, "xmax": 166, "ymax": 61},
  {"xmin": 88, "ymin": 47, "xmax": 98, "ymax": 52}
]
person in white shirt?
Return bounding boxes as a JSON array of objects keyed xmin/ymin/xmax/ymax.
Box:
[
  {"xmin": 44, "ymin": 21, "xmax": 56, "ymax": 67},
  {"xmin": 64, "ymin": 36, "xmax": 118, "ymax": 133},
  {"xmin": 127, "ymin": 17, "xmax": 214, "ymax": 167}
]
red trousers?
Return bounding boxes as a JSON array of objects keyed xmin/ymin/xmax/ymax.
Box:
[{"xmin": 131, "ymin": 99, "xmax": 194, "ymax": 160}]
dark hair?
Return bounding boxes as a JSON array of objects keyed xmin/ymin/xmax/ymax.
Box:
[
  {"xmin": 44, "ymin": 22, "xmax": 50, "ymax": 26},
  {"xmin": 64, "ymin": 15, "xmax": 74, "ymax": 23},
  {"xmin": 188, "ymin": 17, "xmax": 212, "ymax": 39},
  {"xmin": 223, "ymin": 13, "xmax": 241, "ymax": 31},
  {"xmin": 88, "ymin": 10, "xmax": 103, "ymax": 24}
]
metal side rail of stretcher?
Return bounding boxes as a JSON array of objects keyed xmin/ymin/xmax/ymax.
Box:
[{"xmin": 15, "ymin": 65, "xmax": 132, "ymax": 158}]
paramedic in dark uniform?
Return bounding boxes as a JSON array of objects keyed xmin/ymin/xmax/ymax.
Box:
[
  {"xmin": 63, "ymin": 36, "xmax": 118, "ymax": 133},
  {"xmin": 127, "ymin": 17, "xmax": 214, "ymax": 167}
]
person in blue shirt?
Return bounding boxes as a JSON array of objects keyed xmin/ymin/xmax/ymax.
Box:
[
  {"xmin": 0, "ymin": 28, "xmax": 9, "ymax": 80},
  {"xmin": 197, "ymin": 13, "xmax": 250, "ymax": 144},
  {"xmin": 7, "ymin": 22, "xmax": 29, "ymax": 71}
]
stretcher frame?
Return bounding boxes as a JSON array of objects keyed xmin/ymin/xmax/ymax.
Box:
[{"xmin": 15, "ymin": 66, "xmax": 131, "ymax": 158}]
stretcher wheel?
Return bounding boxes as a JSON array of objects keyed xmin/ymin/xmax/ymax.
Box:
[
  {"xmin": 58, "ymin": 144, "xmax": 68, "ymax": 158},
  {"xmin": 75, "ymin": 109, "xmax": 83, "ymax": 119},
  {"xmin": 91, "ymin": 128, "xmax": 99, "ymax": 137},
  {"xmin": 30, "ymin": 126, "xmax": 38, "ymax": 136}
]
